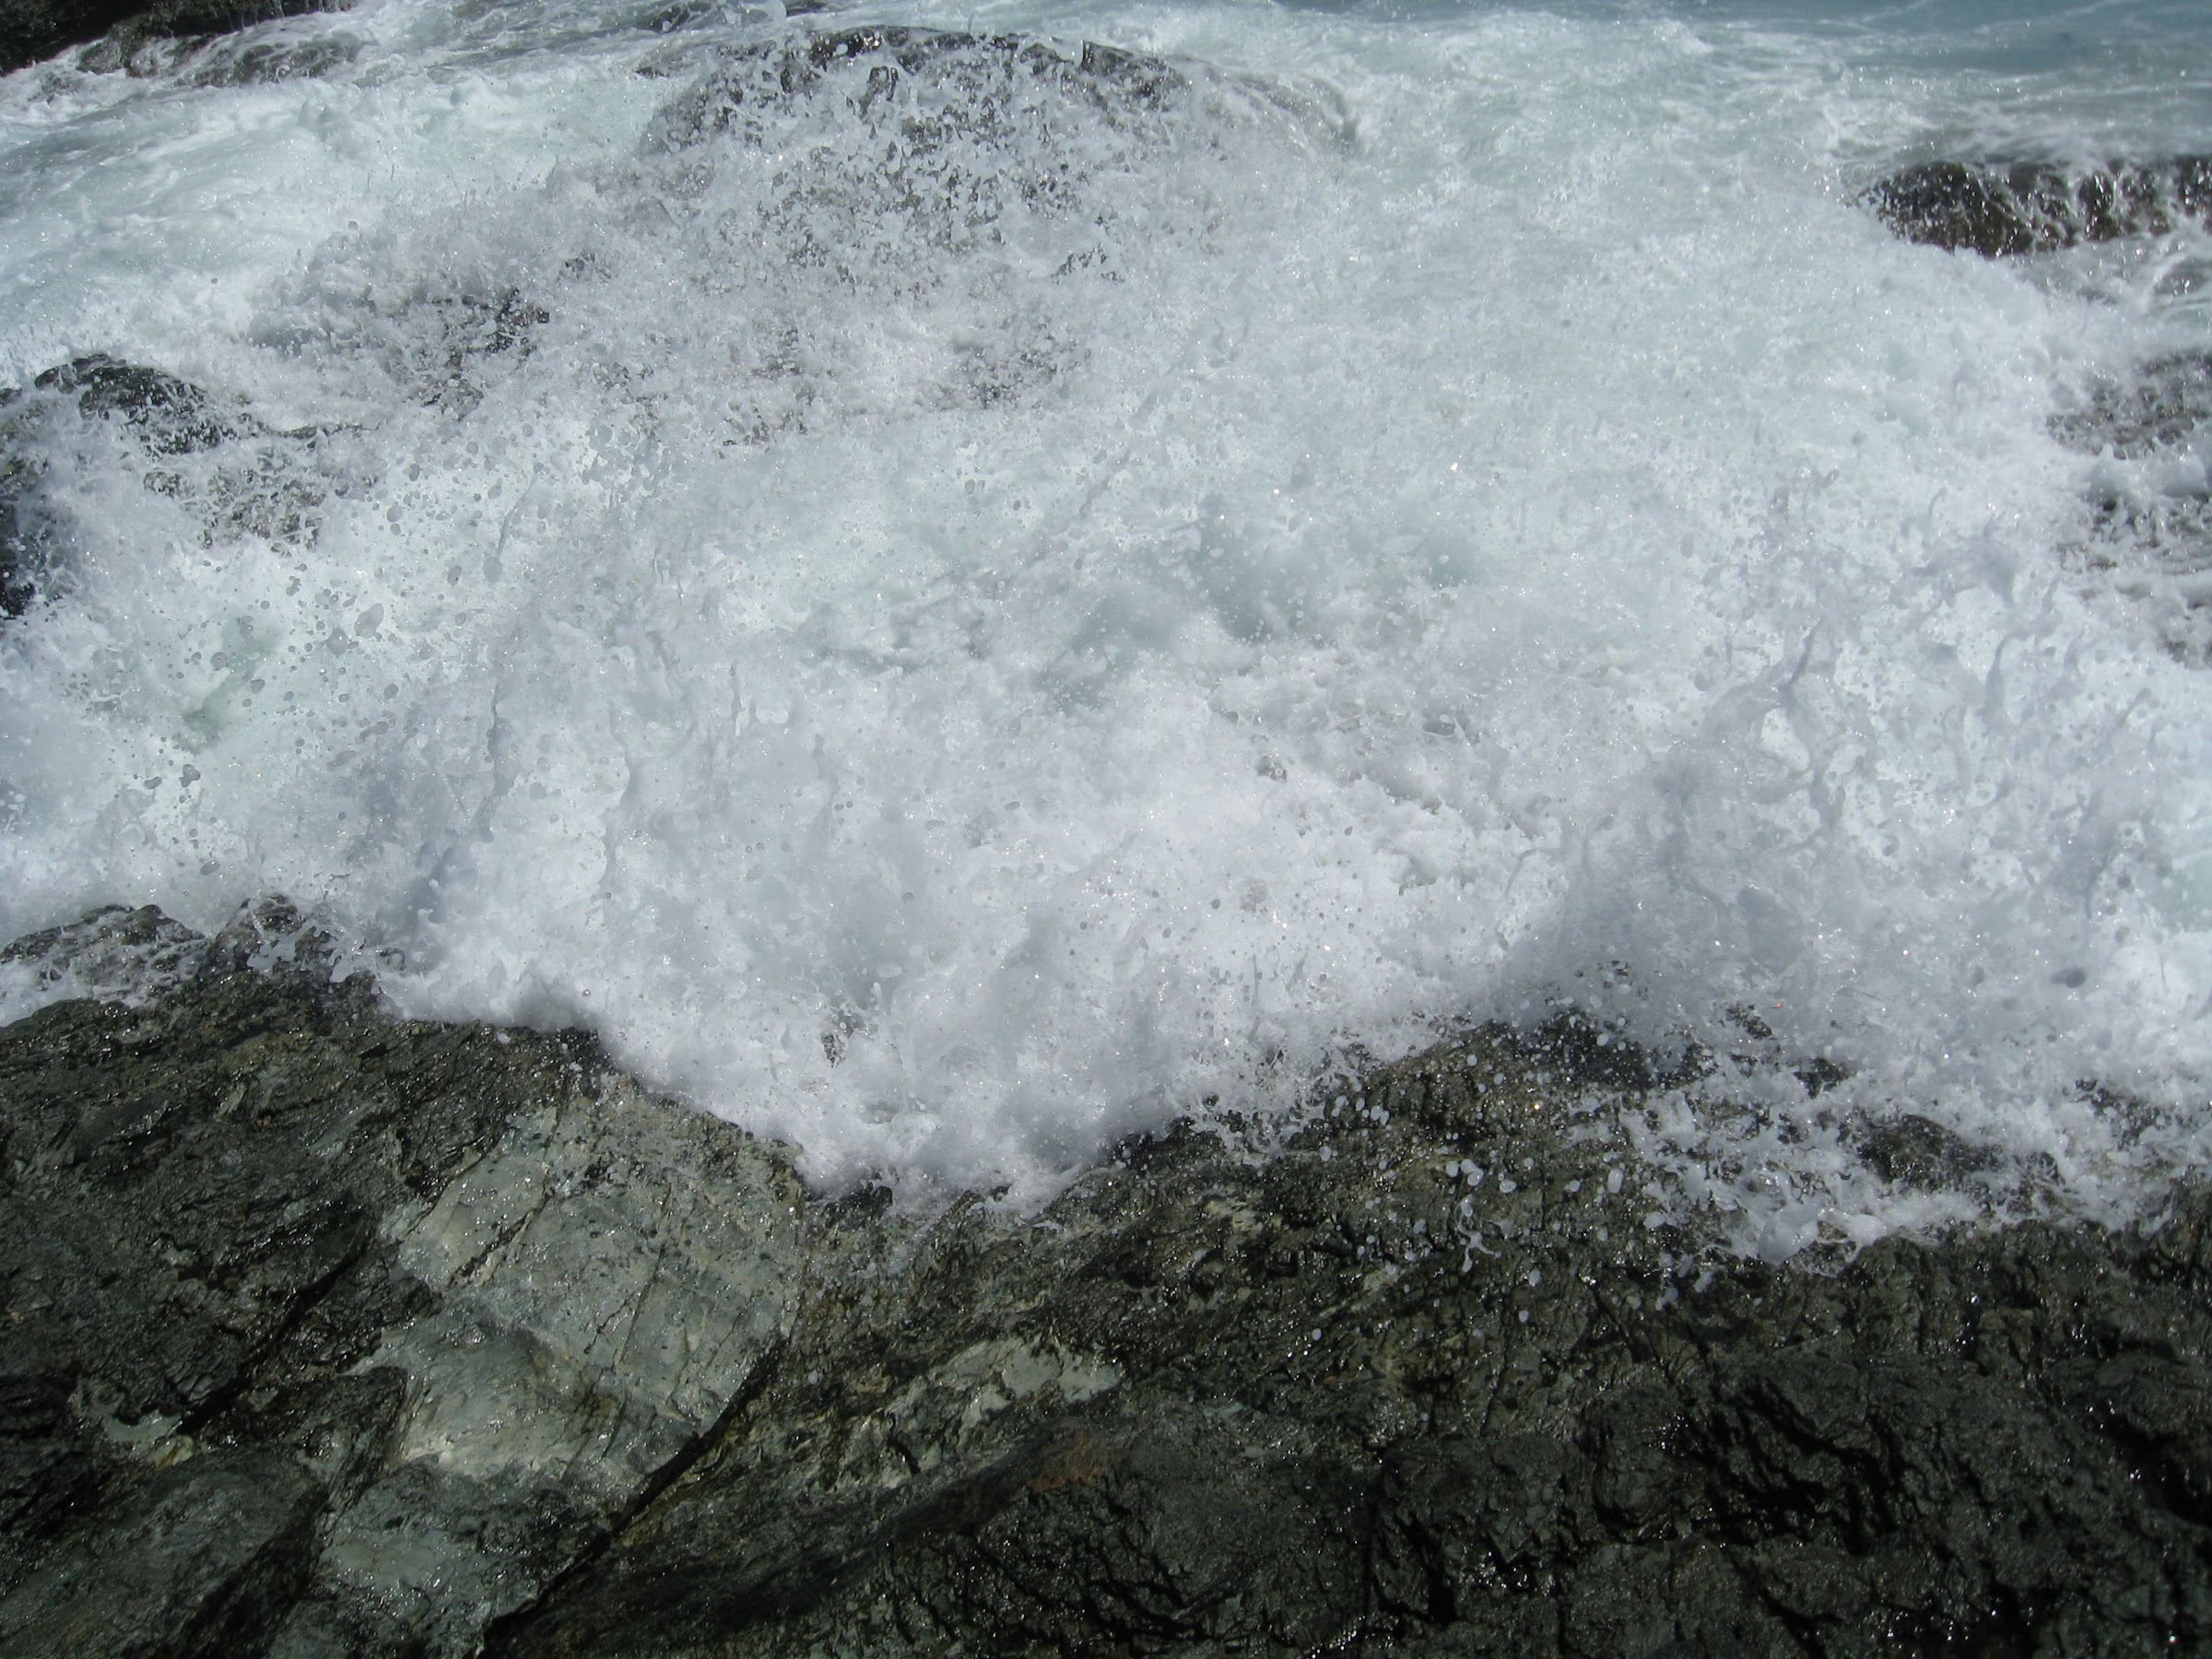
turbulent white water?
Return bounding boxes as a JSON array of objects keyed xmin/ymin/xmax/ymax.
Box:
[{"xmin": 2, "ymin": 0, "xmax": 2209, "ymax": 1245}]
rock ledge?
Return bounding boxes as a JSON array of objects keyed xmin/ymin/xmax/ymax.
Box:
[{"xmin": 4, "ymin": 905, "xmax": 2211, "ymax": 1655}]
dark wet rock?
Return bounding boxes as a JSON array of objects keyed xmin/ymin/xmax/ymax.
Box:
[
  {"xmin": 2080, "ymin": 489, "xmax": 2212, "ymax": 665},
  {"xmin": 0, "ymin": 354, "xmax": 349, "ymax": 617},
  {"xmin": 53, "ymin": 16, "xmax": 354, "ymax": 80},
  {"xmin": 0, "ymin": 1452, "xmax": 324, "ymax": 1659},
  {"xmin": 411, "ymin": 287, "xmax": 548, "ymax": 418},
  {"xmin": 645, "ymin": 26, "xmax": 1192, "ymax": 152},
  {"xmin": 3, "ymin": 353, "xmax": 243, "ymax": 615},
  {"xmin": 2047, "ymin": 350, "xmax": 2212, "ymax": 665},
  {"xmin": 2053, "ymin": 350, "xmax": 2212, "ymax": 461},
  {"xmin": 179, "ymin": 26, "xmax": 357, "ymax": 85},
  {"xmin": 255, "ymin": 276, "xmax": 550, "ymax": 419},
  {"xmin": 1, "ymin": 0, "xmax": 147, "ymax": 73},
  {"xmin": 496, "ymin": 1049, "xmax": 2212, "ymax": 1657},
  {"xmin": 0, "ymin": 903, "xmax": 803, "ymax": 1657},
  {"xmin": 1856, "ymin": 1112, "xmax": 1995, "ymax": 1189},
  {"xmin": 7, "ymin": 904, "xmax": 2212, "ymax": 1653},
  {"xmin": 31, "ymin": 354, "xmax": 245, "ymax": 455},
  {"xmin": 1865, "ymin": 157, "xmax": 2212, "ymax": 256},
  {"xmin": 0, "ymin": 0, "xmax": 340, "ymax": 76}
]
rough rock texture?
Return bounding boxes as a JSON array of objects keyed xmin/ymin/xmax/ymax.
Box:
[
  {"xmin": 499, "ymin": 1060, "xmax": 2212, "ymax": 1657},
  {"xmin": 0, "ymin": 0, "xmax": 339, "ymax": 76},
  {"xmin": 1864, "ymin": 158, "xmax": 2212, "ymax": 256},
  {"xmin": 1861, "ymin": 163, "xmax": 2212, "ymax": 665},
  {"xmin": 0, "ymin": 904, "xmax": 803, "ymax": 1658},
  {"xmin": 6, "ymin": 904, "xmax": 2212, "ymax": 1654}
]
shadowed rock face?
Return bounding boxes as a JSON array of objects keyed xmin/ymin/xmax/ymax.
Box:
[
  {"xmin": 1865, "ymin": 158, "xmax": 2212, "ymax": 256},
  {"xmin": 6, "ymin": 905, "xmax": 2212, "ymax": 1654}
]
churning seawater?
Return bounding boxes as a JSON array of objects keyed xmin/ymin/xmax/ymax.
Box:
[{"xmin": 2, "ymin": 0, "xmax": 2208, "ymax": 1250}]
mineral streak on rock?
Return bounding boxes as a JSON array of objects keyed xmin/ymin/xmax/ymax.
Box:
[
  {"xmin": 5, "ymin": 905, "xmax": 2212, "ymax": 1654},
  {"xmin": 1864, "ymin": 158, "xmax": 2212, "ymax": 256}
]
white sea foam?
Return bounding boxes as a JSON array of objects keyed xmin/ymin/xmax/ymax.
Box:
[{"xmin": 2, "ymin": 0, "xmax": 2209, "ymax": 1240}]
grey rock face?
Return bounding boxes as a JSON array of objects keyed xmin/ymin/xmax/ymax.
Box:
[
  {"xmin": 1864, "ymin": 158, "xmax": 2212, "ymax": 256},
  {"xmin": 0, "ymin": 903, "xmax": 802, "ymax": 1657},
  {"xmin": 496, "ymin": 1045, "xmax": 2212, "ymax": 1656},
  {"xmin": 6, "ymin": 905, "xmax": 2212, "ymax": 1654}
]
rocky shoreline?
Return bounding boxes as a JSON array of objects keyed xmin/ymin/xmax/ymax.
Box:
[
  {"xmin": 6, "ymin": 14, "xmax": 2212, "ymax": 1652},
  {"xmin": 3, "ymin": 904, "xmax": 2210, "ymax": 1655}
]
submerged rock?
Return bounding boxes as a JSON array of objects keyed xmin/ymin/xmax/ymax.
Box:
[
  {"xmin": 0, "ymin": 354, "xmax": 347, "ymax": 618},
  {"xmin": 612, "ymin": 24, "xmax": 1333, "ymax": 443},
  {"xmin": 2047, "ymin": 350, "xmax": 2212, "ymax": 665},
  {"xmin": 2052, "ymin": 350, "xmax": 2212, "ymax": 461},
  {"xmin": 1865, "ymin": 157, "xmax": 2212, "ymax": 256},
  {"xmin": 4, "ymin": 904, "xmax": 2212, "ymax": 1653}
]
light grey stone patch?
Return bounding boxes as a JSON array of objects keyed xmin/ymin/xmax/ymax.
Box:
[
  {"xmin": 371, "ymin": 1073, "xmax": 802, "ymax": 1492},
  {"xmin": 303, "ymin": 1074, "xmax": 805, "ymax": 1651}
]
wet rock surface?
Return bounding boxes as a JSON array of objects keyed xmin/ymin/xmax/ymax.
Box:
[
  {"xmin": 0, "ymin": 904, "xmax": 802, "ymax": 1658},
  {"xmin": 1864, "ymin": 158, "xmax": 2212, "ymax": 256},
  {"xmin": 4, "ymin": 906, "xmax": 2212, "ymax": 1653},
  {"xmin": 0, "ymin": 0, "xmax": 340, "ymax": 77},
  {"xmin": 0, "ymin": 354, "xmax": 350, "ymax": 618}
]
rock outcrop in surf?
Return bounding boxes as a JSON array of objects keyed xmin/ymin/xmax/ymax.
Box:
[
  {"xmin": 1865, "ymin": 158, "xmax": 2212, "ymax": 256},
  {"xmin": 0, "ymin": 356, "xmax": 345, "ymax": 618},
  {"xmin": 4, "ymin": 905, "xmax": 2210, "ymax": 1655}
]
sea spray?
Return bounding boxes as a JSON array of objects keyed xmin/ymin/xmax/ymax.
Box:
[{"xmin": 2, "ymin": 0, "xmax": 2208, "ymax": 1238}]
